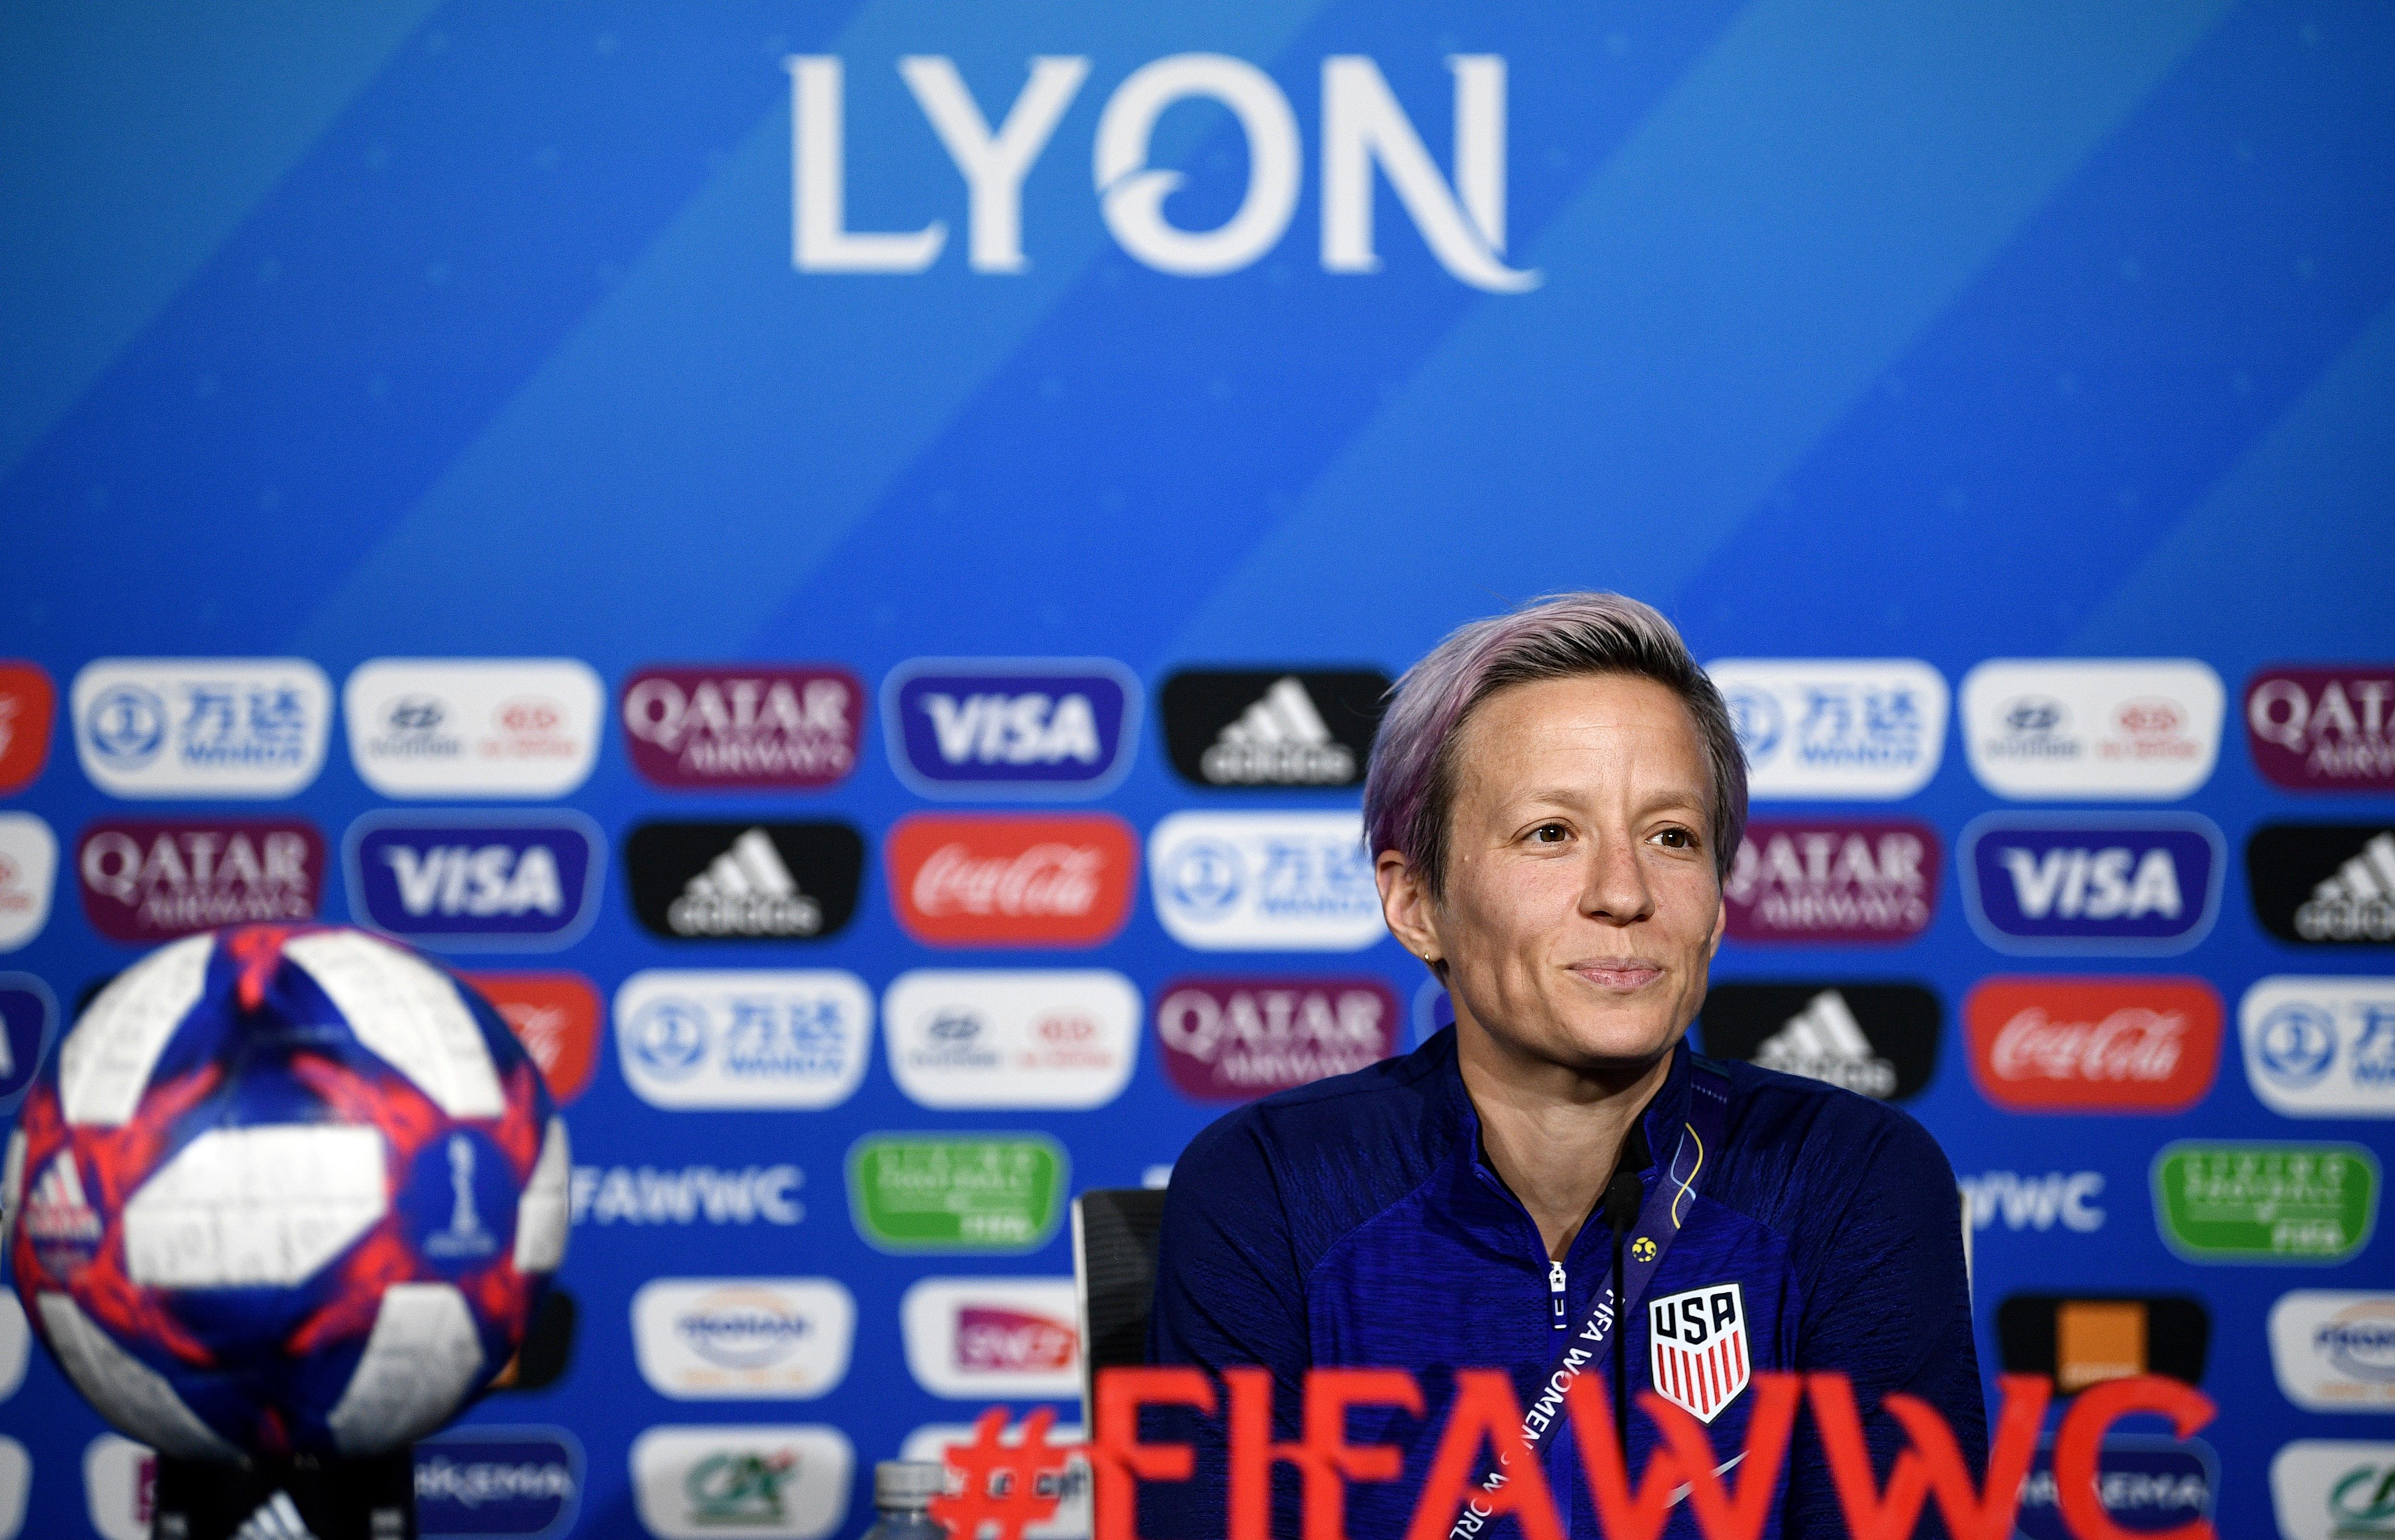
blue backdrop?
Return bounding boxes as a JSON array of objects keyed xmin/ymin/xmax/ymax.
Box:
[{"xmin": 4, "ymin": 3, "xmax": 2394, "ymax": 1537}]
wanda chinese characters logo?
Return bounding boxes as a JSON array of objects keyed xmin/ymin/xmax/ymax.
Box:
[
  {"xmin": 1964, "ymin": 978, "xmax": 2221, "ymax": 1112},
  {"xmin": 887, "ymin": 814, "xmax": 1137, "ymax": 947}
]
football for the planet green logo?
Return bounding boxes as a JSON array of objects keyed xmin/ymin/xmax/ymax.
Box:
[
  {"xmin": 2153, "ymin": 1141, "xmax": 2380, "ymax": 1262},
  {"xmin": 847, "ymin": 1134, "xmax": 1066, "ymax": 1252}
]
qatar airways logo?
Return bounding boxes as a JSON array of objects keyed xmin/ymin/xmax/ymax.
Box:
[{"xmin": 788, "ymin": 55, "xmax": 1536, "ymax": 292}]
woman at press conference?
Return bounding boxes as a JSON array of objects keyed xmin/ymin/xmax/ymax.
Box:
[{"xmin": 1146, "ymin": 591, "xmax": 1985, "ymax": 1536}]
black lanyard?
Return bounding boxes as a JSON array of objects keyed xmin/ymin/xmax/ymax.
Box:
[{"xmin": 1448, "ymin": 1056, "xmax": 1733, "ymax": 1538}]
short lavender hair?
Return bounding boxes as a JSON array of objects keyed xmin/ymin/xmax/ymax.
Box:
[{"xmin": 1363, "ymin": 593, "xmax": 1748, "ymax": 896}]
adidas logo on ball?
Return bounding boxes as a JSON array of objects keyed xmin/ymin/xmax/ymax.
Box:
[{"xmin": 22, "ymin": 1151, "xmax": 102, "ymax": 1248}]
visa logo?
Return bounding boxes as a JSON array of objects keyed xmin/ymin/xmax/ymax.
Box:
[
  {"xmin": 886, "ymin": 660, "xmax": 1138, "ymax": 798},
  {"xmin": 1963, "ymin": 815, "xmax": 2222, "ymax": 957},
  {"xmin": 346, "ymin": 814, "xmax": 602, "ymax": 950},
  {"xmin": 1996, "ymin": 846, "xmax": 2181, "ymax": 920},
  {"xmin": 384, "ymin": 844, "xmax": 564, "ymax": 917},
  {"xmin": 922, "ymin": 693, "xmax": 1101, "ymax": 766}
]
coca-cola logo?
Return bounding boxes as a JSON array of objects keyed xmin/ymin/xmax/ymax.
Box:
[
  {"xmin": 954, "ymin": 1307, "xmax": 1077, "ymax": 1373},
  {"xmin": 459, "ymin": 971, "xmax": 601, "ymax": 1104},
  {"xmin": 887, "ymin": 814, "xmax": 1135, "ymax": 947},
  {"xmin": 1966, "ymin": 978, "xmax": 2221, "ymax": 1112},
  {"xmin": 1989, "ymin": 1006, "xmax": 2188, "ymax": 1083},
  {"xmin": 0, "ymin": 662, "xmax": 54, "ymax": 796},
  {"xmin": 1155, "ymin": 978, "xmax": 1399, "ymax": 1100},
  {"xmin": 77, "ymin": 819, "xmax": 326, "ymax": 943},
  {"xmin": 912, "ymin": 842, "xmax": 1104, "ymax": 918}
]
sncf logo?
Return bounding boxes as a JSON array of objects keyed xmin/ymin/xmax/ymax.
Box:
[
  {"xmin": 1962, "ymin": 814, "xmax": 2223, "ymax": 956},
  {"xmin": 885, "ymin": 660, "xmax": 1137, "ymax": 798},
  {"xmin": 790, "ymin": 56, "xmax": 1536, "ymax": 292}
]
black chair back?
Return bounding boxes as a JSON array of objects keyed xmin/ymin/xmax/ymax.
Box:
[{"xmin": 1071, "ymin": 1186, "xmax": 1168, "ymax": 1426}]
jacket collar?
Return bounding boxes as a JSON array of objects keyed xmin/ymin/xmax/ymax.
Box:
[{"xmin": 1426, "ymin": 1028, "xmax": 1695, "ymax": 1261}]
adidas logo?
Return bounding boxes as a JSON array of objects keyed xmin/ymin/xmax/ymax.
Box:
[
  {"xmin": 2296, "ymin": 830, "xmax": 2395, "ymax": 942},
  {"xmin": 234, "ymin": 1492, "xmax": 320, "ymax": 1540},
  {"xmin": 665, "ymin": 827, "xmax": 823, "ymax": 937},
  {"xmin": 23, "ymin": 1150, "xmax": 102, "ymax": 1244},
  {"xmin": 1753, "ymin": 990, "xmax": 1897, "ymax": 1098},
  {"xmin": 1200, "ymin": 677, "xmax": 1355, "ymax": 785}
]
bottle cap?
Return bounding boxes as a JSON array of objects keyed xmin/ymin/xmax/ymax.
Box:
[{"xmin": 875, "ymin": 1460, "xmax": 947, "ymax": 1509}]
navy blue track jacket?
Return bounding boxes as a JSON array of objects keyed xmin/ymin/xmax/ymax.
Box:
[{"xmin": 1146, "ymin": 1029, "xmax": 1987, "ymax": 1537}]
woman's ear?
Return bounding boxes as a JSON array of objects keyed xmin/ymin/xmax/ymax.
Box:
[{"xmin": 1376, "ymin": 849, "xmax": 1444, "ymax": 968}]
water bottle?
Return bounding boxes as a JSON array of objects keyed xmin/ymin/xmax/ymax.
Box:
[{"xmin": 860, "ymin": 1460, "xmax": 948, "ymax": 1540}]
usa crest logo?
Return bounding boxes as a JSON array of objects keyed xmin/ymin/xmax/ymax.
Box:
[{"xmin": 1649, "ymin": 1282, "xmax": 1749, "ymax": 1422}]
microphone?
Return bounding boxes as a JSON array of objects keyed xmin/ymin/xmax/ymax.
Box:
[{"xmin": 1605, "ymin": 1150, "xmax": 1644, "ymax": 1456}]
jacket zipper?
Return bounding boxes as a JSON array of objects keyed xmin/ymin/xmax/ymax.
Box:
[{"xmin": 1549, "ymin": 1259, "xmax": 1567, "ymax": 1331}]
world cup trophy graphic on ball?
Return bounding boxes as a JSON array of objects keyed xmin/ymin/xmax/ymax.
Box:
[{"xmin": 0, "ymin": 924, "xmax": 569, "ymax": 1531}]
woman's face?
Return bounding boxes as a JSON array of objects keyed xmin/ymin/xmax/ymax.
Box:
[{"xmin": 1380, "ymin": 673, "xmax": 1725, "ymax": 1075}]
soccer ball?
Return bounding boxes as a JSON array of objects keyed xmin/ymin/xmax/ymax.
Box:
[{"xmin": 1, "ymin": 924, "xmax": 569, "ymax": 1459}]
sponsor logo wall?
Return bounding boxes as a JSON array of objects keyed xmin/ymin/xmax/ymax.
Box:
[
  {"xmin": 1157, "ymin": 669, "xmax": 1387, "ymax": 788},
  {"xmin": 883, "ymin": 660, "xmax": 1139, "ymax": 799},
  {"xmin": 626, "ymin": 821, "xmax": 866, "ymax": 942},
  {"xmin": 621, "ymin": 667, "xmax": 865, "ymax": 791},
  {"xmin": 1960, "ymin": 812, "xmax": 2224, "ymax": 954},
  {"xmin": 1721, "ymin": 818, "xmax": 1940, "ymax": 943},
  {"xmin": 1708, "ymin": 658, "xmax": 1947, "ymax": 799},
  {"xmin": 2248, "ymin": 823, "xmax": 2395, "ymax": 945},
  {"xmin": 344, "ymin": 659, "xmax": 604, "ymax": 799},
  {"xmin": 72, "ymin": 658, "xmax": 332, "ymax": 799},
  {"xmin": 1960, "ymin": 659, "xmax": 2225, "ymax": 800},
  {"xmin": 1, "ymin": 640, "xmax": 2386, "ymax": 1539},
  {"xmin": 0, "ymin": 665, "xmax": 54, "ymax": 797},
  {"xmin": 76, "ymin": 817, "xmax": 325, "ymax": 942},
  {"xmin": 1964, "ymin": 977, "xmax": 2221, "ymax": 1113},
  {"xmin": 1697, "ymin": 982, "xmax": 1940, "ymax": 1101},
  {"xmin": 632, "ymin": 1279, "xmax": 857, "ymax": 1401},
  {"xmin": 347, "ymin": 811, "xmax": 605, "ymax": 950},
  {"xmin": 885, "ymin": 814, "xmax": 1136, "ymax": 947},
  {"xmin": 2248, "ymin": 667, "xmax": 2395, "ymax": 791}
]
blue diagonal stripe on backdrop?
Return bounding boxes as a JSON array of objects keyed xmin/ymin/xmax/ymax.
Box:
[
  {"xmin": 2074, "ymin": 298, "xmax": 2395, "ymax": 659},
  {"xmin": 286, "ymin": 1, "xmax": 1349, "ymax": 666},
  {"xmin": 3, "ymin": 1, "xmax": 864, "ymax": 658},
  {"xmin": 733, "ymin": 0, "xmax": 1747, "ymax": 669},
  {"xmin": 0, "ymin": 0, "xmax": 445, "ymax": 476},
  {"xmin": 1666, "ymin": 0, "xmax": 2395, "ymax": 665},
  {"xmin": 1166, "ymin": 0, "xmax": 2235, "ymax": 668}
]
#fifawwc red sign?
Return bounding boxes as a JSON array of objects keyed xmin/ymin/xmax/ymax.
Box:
[
  {"xmin": 1722, "ymin": 820, "xmax": 1939, "ymax": 944},
  {"xmin": 887, "ymin": 813, "xmax": 1137, "ymax": 947},
  {"xmin": 1964, "ymin": 977, "xmax": 2221, "ymax": 1112},
  {"xmin": 77, "ymin": 818, "xmax": 325, "ymax": 942},
  {"xmin": 1154, "ymin": 978, "xmax": 1399, "ymax": 1100}
]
